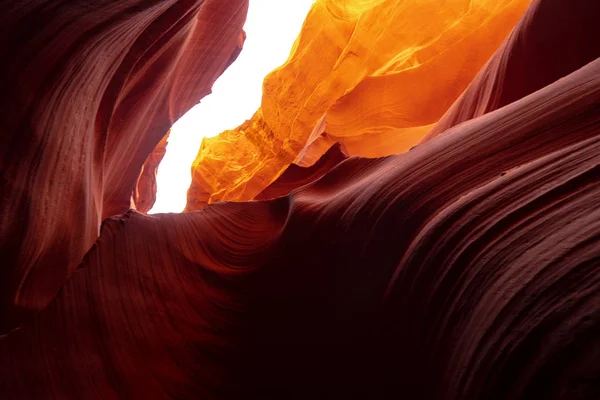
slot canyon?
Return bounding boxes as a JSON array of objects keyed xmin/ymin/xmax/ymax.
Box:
[{"xmin": 1, "ymin": 0, "xmax": 600, "ymax": 398}]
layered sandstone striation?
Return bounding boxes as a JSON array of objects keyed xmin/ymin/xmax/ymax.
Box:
[
  {"xmin": 0, "ymin": 0, "xmax": 249, "ymax": 332},
  {"xmin": 2, "ymin": 0, "xmax": 600, "ymax": 398},
  {"xmin": 3, "ymin": 53, "xmax": 600, "ymax": 400}
]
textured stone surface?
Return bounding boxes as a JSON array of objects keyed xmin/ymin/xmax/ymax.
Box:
[
  {"xmin": 3, "ymin": 56, "xmax": 600, "ymax": 398},
  {"xmin": 0, "ymin": 0, "xmax": 248, "ymax": 332}
]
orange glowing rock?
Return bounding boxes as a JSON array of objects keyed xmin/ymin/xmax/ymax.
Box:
[{"xmin": 186, "ymin": 0, "xmax": 531, "ymax": 209}]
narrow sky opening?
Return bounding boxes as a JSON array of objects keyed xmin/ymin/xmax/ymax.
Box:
[{"xmin": 149, "ymin": 0, "xmax": 315, "ymax": 214}]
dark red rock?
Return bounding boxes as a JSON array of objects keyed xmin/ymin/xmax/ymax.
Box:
[{"xmin": 2, "ymin": 53, "xmax": 600, "ymax": 399}]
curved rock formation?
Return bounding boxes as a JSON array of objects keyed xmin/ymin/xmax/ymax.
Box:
[
  {"xmin": 2, "ymin": 0, "xmax": 600, "ymax": 398},
  {"xmin": 0, "ymin": 0, "xmax": 248, "ymax": 332},
  {"xmin": 186, "ymin": 0, "xmax": 531, "ymax": 209},
  {"xmin": 2, "ymin": 55, "xmax": 599, "ymax": 399}
]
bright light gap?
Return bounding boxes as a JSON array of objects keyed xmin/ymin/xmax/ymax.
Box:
[{"xmin": 150, "ymin": 0, "xmax": 315, "ymax": 214}]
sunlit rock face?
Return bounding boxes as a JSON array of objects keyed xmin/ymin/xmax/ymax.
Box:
[
  {"xmin": 186, "ymin": 0, "xmax": 531, "ymax": 209},
  {"xmin": 2, "ymin": 0, "xmax": 600, "ymax": 399},
  {"xmin": 0, "ymin": 0, "xmax": 249, "ymax": 332}
]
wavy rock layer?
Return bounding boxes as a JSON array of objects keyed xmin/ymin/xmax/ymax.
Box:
[
  {"xmin": 2, "ymin": 0, "xmax": 600, "ymax": 398},
  {"xmin": 186, "ymin": 0, "xmax": 531, "ymax": 209},
  {"xmin": 0, "ymin": 0, "xmax": 248, "ymax": 332},
  {"xmin": 2, "ymin": 55, "xmax": 600, "ymax": 399}
]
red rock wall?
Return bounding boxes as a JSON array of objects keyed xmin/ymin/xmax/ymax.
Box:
[
  {"xmin": 0, "ymin": 0, "xmax": 248, "ymax": 332},
  {"xmin": 2, "ymin": 56, "xmax": 600, "ymax": 398}
]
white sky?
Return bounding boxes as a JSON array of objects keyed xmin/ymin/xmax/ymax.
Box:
[{"xmin": 150, "ymin": 0, "xmax": 315, "ymax": 213}]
